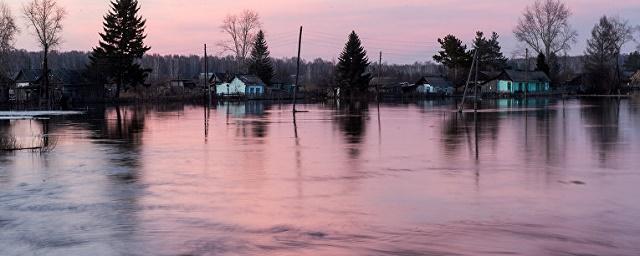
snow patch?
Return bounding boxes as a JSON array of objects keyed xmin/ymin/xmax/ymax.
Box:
[{"xmin": 0, "ymin": 111, "xmax": 84, "ymax": 119}]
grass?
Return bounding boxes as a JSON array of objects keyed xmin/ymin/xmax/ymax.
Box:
[{"xmin": 0, "ymin": 135, "xmax": 58, "ymax": 153}]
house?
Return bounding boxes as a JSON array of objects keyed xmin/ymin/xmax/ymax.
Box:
[
  {"xmin": 377, "ymin": 83, "xmax": 403, "ymax": 96},
  {"xmin": 12, "ymin": 69, "xmax": 47, "ymax": 102},
  {"xmin": 268, "ymin": 79, "xmax": 297, "ymax": 95},
  {"xmin": 167, "ymin": 79, "xmax": 197, "ymax": 88},
  {"xmin": 482, "ymin": 69, "xmax": 551, "ymax": 95},
  {"xmin": 629, "ymin": 70, "xmax": 640, "ymax": 90},
  {"xmin": 0, "ymin": 73, "xmax": 14, "ymax": 103},
  {"xmin": 54, "ymin": 69, "xmax": 104, "ymax": 103},
  {"xmin": 216, "ymin": 75, "xmax": 265, "ymax": 97},
  {"xmin": 200, "ymin": 72, "xmax": 233, "ymax": 94},
  {"xmin": 12, "ymin": 69, "xmax": 104, "ymax": 104},
  {"xmin": 414, "ymin": 75, "xmax": 454, "ymax": 96},
  {"xmin": 562, "ymin": 73, "xmax": 587, "ymax": 94}
]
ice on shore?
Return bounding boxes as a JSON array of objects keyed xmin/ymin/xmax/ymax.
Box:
[{"xmin": 0, "ymin": 111, "xmax": 84, "ymax": 120}]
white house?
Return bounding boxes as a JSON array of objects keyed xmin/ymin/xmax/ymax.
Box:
[
  {"xmin": 414, "ymin": 75, "xmax": 454, "ymax": 96},
  {"xmin": 216, "ymin": 75, "xmax": 265, "ymax": 96}
]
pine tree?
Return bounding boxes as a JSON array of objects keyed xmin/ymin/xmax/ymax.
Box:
[
  {"xmin": 433, "ymin": 35, "xmax": 472, "ymax": 84},
  {"xmin": 535, "ymin": 53, "xmax": 550, "ymax": 76},
  {"xmin": 472, "ymin": 31, "xmax": 507, "ymax": 71},
  {"xmin": 335, "ymin": 31, "xmax": 371, "ymax": 98},
  {"xmin": 87, "ymin": 0, "xmax": 151, "ymax": 98},
  {"xmin": 247, "ymin": 30, "xmax": 274, "ymax": 85}
]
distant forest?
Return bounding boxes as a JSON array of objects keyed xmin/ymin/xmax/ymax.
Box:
[
  {"xmin": 4, "ymin": 49, "xmax": 628, "ymax": 88},
  {"xmin": 3, "ymin": 50, "xmax": 448, "ymax": 88}
]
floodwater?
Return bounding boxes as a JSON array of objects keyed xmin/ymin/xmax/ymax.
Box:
[{"xmin": 1, "ymin": 98, "xmax": 640, "ymax": 255}]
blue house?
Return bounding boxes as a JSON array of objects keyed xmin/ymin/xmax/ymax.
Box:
[{"xmin": 483, "ymin": 69, "xmax": 551, "ymax": 95}]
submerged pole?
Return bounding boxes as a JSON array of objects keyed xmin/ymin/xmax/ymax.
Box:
[
  {"xmin": 377, "ymin": 51, "xmax": 382, "ymax": 101},
  {"xmin": 474, "ymin": 48, "xmax": 480, "ymax": 112},
  {"xmin": 525, "ymin": 48, "xmax": 529, "ymax": 99},
  {"xmin": 292, "ymin": 26, "xmax": 303, "ymax": 113},
  {"xmin": 458, "ymin": 49, "xmax": 478, "ymax": 112},
  {"xmin": 205, "ymin": 44, "xmax": 211, "ymax": 106}
]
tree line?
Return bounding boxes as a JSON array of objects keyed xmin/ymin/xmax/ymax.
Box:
[{"xmin": 1, "ymin": 0, "xmax": 639, "ymax": 102}]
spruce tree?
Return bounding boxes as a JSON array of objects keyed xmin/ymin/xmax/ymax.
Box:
[
  {"xmin": 535, "ymin": 53, "xmax": 550, "ymax": 76},
  {"xmin": 472, "ymin": 31, "xmax": 507, "ymax": 71},
  {"xmin": 433, "ymin": 35, "xmax": 472, "ymax": 84},
  {"xmin": 88, "ymin": 0, "xmax": 151, "ymax": 98},
  {"xmin": 335, "ymin": 31, "xmax": 371, "ymax": 98},
  {"xmin": 247, "ymin": 30, "xmax": 274, "ymax": 85}
]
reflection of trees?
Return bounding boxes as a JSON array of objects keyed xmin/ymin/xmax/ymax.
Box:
[
  {"xmin": 333, "ymin": 101, "xmax": 368, "ymax": 159},
  {"xmin": 441, "ymin": 111, "xmax": 501, "ymax": 156},
  {"xmin": 581, "ymin": 98, "xmax": 622, "ymax": 164},
  {"xmin": 75, "ymin": 105, "xmax": 147, "ymax": 182}
]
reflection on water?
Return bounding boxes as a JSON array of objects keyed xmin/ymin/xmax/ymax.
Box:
[{"xmin": 1, "ymin": 99, "xmax": 640, "ymax": 255}]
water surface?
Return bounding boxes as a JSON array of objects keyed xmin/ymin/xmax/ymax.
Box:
[{"xmin": 1, "ymin": 99, "xmax": 639, "ymax": 255}]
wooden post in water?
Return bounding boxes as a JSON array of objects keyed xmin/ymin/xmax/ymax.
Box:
[
  {"xmin": 292, "ymin": 26, "xmax": 303, "ymax": 113},
  {"xmin": 458, "ymin": 49, "xmax": 478, "ymax": 113},
  {"xmin": 205, "ymin": 44, "xmax": 211, "ymax": 106},
  {"xmin": 377, "ymin": 51, "xmax": 382, "ymax": 101},
  {"xmin": 474, "ymin": 48, "xmax": 480, "ymax": 112},
  {"xmin": 525, "ymin": 48, "xmax": 529, "ymax": 99}
]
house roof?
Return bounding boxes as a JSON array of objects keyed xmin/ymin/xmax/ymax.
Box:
[
  {"xmin": 370, "ymin": 77, "xmax": 398, "ymax": 86},
  {"xmin": 498, "ymin": 69, "xmax": 550, "ymax": 82},
  {"xmin": 479, "ymin": 71, "xmax": 501, "ymax": 81},
  {"xmin": 236, "ymin": 75, "xmax": 265, "ymax": 86},
  {"xmin": 200, "ymin": 72, "xmax": 233, "ymax": 83},
  {"xmin": 14, "ymin": 69, "xmax": 43, "ymax": 83},
  {"xmin": 630, "ymin": 70, "xmax": 640, "ymax": 83},
  {"xmin": 52, "ymin": 69, "xmax": 88, "ymax": 85},
  {"xmin": 13, "ymin": 69, "xmax": 90, "ymax": 86},
  {"xmin": 415, "ymin": 75, "xmax": 453, "ymax": 88}
]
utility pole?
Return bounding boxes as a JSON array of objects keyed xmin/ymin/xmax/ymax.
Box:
[
  {"xmin": 458, "ymin": 49, "xmax": 478, "ymax": 113},
  {"xmin": 204, "ymin": 44, "xmax": 210, "ymax": 105},
  {"xmin": 377, "ymin": 51, "xmax": 382, "ymax": 101},
  {"xmin": 525, "ymin": 48, "xmax": 529, "ymax": 99},
  {"xmin": 474, "ymin": 48, "xmax": 480, "ymax": 111},
  {"xmin": 292, "ymin": 26, "xmax": 303, "ymax": 113}
]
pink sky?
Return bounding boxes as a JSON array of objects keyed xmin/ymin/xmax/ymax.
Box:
[{"xmin": 7, "ymin": 0, "xmax": 640, "ymax": 64}]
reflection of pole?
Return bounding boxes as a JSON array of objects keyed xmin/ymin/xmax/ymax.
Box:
[
  {"xmin": 293, "ymin": 111, "xmax": 299, "ymax": 139},
  {"xmin": 292, "ymin": 26, "xmax": 303, "ymax": 113},
  {"xmin": 204, "ymin": 104, "xmax": 210, "ymax": 142},
  {"xmin": 474, "ymin": 111, "xmax": 479, "ymax": 160},
  {"xmin": 42, "ymin": 119, "xmax": 49, "ymax": 148},
  {"xmin": 377, "ymin": 100, "xmax": 381, "ymax": 144},
  {"xmin": 226, "ymin": 103, "xmax": 230, "ymax": 125}
]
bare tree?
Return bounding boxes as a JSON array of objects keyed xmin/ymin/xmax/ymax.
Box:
[
  {"xmin": 0, "ymin": 1, "xmax": 18, "ymax": 73},
  {"xmin": 609, "ymin": 17, "xmax": 635, "ymax": 91},
  {"xmin": 22, "ymin": 0, "xmax": 65, "ymax": 106},
  {"xmin": 514, "ymin": 0, "xmax": 578, "ymax": 61},
  {"xmin": 217, "ymin": 10, "xmax": 261, "ymax": 63}
]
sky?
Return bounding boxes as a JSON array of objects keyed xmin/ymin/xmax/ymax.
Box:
[{"xmin": 6, "ymin": 0, "xmax": 640, "ymax": 64}]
